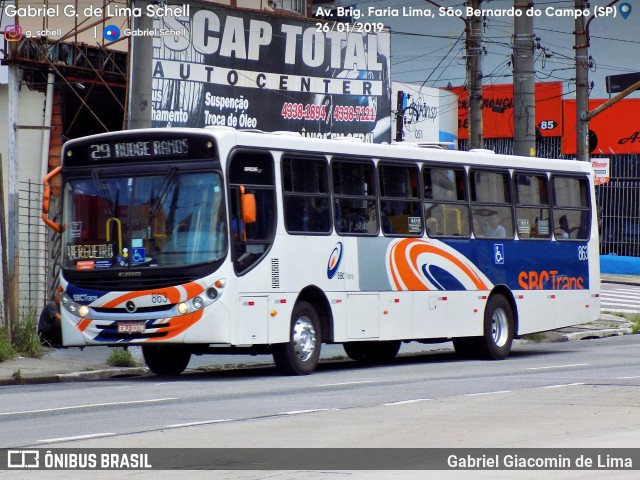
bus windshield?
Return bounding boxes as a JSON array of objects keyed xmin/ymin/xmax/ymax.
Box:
[{"xmin": 62, "ymin": 170, "xmax": 226, "ymax": 269}]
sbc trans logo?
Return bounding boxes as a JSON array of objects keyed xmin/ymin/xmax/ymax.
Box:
[{"xmin": 327, "ymin": 242, "xmax": 343, "ymax": 279}]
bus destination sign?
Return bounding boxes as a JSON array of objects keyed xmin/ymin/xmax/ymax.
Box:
[
  {"xmin": 88, "ymin": 138, "xmax": 189, "ymax": 161},
  {"xmin": 64, "ymin": 133, "xmax": 216, "ymax": 167}
]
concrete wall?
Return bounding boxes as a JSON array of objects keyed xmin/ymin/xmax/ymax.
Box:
[{"xmin": 0, "ymin": 82, "xmax": 50, "ymax": 313}]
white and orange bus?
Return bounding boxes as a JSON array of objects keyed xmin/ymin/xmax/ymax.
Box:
[{"xmin": 42, "ymin": 127, "xmax": 600, "ymax": 375}]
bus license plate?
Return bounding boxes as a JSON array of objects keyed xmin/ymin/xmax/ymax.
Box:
[{"xmin": 117, "ymin": 322, "xmax": 146, "ymax": 334}]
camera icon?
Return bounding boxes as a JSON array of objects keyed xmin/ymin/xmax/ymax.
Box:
[{"xmin": 4, "ymin": 25, "xmax": 23, "ymax": 42}]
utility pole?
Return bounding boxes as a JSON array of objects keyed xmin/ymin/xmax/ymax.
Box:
[
  {"xmin": 575, "ymin": 0, "xmax": 590, "ymax": 161},
  {"xmin": 6, "ymin": 30, "xmax": 20, "ymax": 339},
  {"xmin": 467, "ymin": 0, "xmax": 483, "ymax": 149},
  {"xmin": 395, "ymin": 91, "xmax": 405, "ymax": 142},
  {"xmin": 127, "ymin": 0, "xmax": 154, "ymax": 129},
  {"xmin": 425, "ymin": 0, "xmax": 482, "ymax": 149},
  {"xmin": 513, "ymin": 1, "xmax": 536, "ymax": 157}
]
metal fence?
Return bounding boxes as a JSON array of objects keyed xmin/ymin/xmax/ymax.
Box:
[
  {"xmin": 597, "ymin": 155, "xmax": 640, "ymax": 256},
  {"xmin": 18, "ymin": 180, "xmax": 60, "ymax": 315}
]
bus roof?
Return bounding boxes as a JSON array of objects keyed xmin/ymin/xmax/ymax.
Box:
[{"xmin": 63, "ymin": 127, "xmax": 593, "ymax": 175}]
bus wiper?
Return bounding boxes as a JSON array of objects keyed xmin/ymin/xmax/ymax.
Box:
[
  {"xmin": 91, "ymin": 169, "xmax": 115, "ymax": 217},
  {"xmin": 149, "ymin": 167, "xmax": 177, "ymax": 217}
]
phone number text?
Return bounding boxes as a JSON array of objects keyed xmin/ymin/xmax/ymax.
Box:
[{"xmin": 281, "ymin": 103, "xmax": 376, "ymax": 122}]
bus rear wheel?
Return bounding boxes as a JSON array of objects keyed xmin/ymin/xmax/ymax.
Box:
[
  {"xmin": 343, "ymin": 340, "xmax": 401, "ymax": 363},
  {"xmin": 142, "ymin": 345, "xmax": 191, "ymax": 376},
  {"xmin": 273, "ymin": 301, "xmax": 322, "ymax": 375},
  {"xmin": 453, "ymin": 294, "xmax": 514, "ymax": 360}
]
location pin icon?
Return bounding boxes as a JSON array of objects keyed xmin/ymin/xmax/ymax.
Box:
[{"xmin": 619, "ymin": 2, "xmax": 632, "ymax": 20}]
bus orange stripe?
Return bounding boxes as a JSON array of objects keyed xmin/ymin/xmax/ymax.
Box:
[{"xmin": 389, "ymin": 239, "xmax": 489, "ymax": 291}]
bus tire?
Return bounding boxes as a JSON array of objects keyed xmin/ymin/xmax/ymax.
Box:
[
  {"xmin": 343, "ymin": 340, "xmax": 401, "ymax": 363},
  {"xmin": 273, "ymin": 301, "xmax": 322, "ymax": 375},
  {"xmin": 454, "ymin": 294, "xmax": 514, "ymax": 360},
  {"xmin": 142, "ymin": 345, "xmax": 191, "ymax": 376},
  {"xmin": 481, "ymin": 294, "xmax": 514, "ymax": 359}
]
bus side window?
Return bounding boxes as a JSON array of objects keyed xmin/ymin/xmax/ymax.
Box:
[
  {"xmin": 515, "ymin": 173, "xmax": 551, "ymax": 240},
  {"xmin": 332, "ymin": 159, "xmax": 378, "ymax": 236},
  {"xmin": 552, "ymin": 175, "xmax": 590, "ymax": 241},
  {"xmin": 282, "ymin": 156, "xmax": 331, "ymax": 234},
  {"xmin": 379, "ymin": 163, "xmax": 422, "ymax": 236},
  {"xmin": 424, "ymin": 166, "xmax": 470, "ymax": 237},
  {"xmin": 470, "ymin": 169, "xmax": 514, "ymax": 238}
]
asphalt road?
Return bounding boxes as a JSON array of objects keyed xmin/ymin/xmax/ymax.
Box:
[{"xmin": 2, "ymin": 334, "xmax": 639, "ymax": 453}]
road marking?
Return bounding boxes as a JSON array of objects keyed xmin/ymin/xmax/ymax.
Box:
[
  {"xmin": 541, "ymin": 382, "xmax": 584, "ymax": 389},
  {"xmin": 0, "ymin": 397, "xmax": 179, "ymax": 416},
  {"xmin": 383, "ymin": 399, "xmax": 431, "ymax": 406},
  {"xmin": 279, "ymin": 409, "xmax": 338, "ymax": 415},
  {"xmin": 316, "ymin": 380, "xmax": 382, "ymax": 387},
  {"xmin": 616, "ymin": 375, "xmax": 640, "ymax": 379},
  {"xmin": 465, "ymin": 390, "xmax": 512, "ymax": 397},
  {"xmin": 601, "ymin": 296, "xmax": 640, "ymax": 304},
  {"xmin": 527, "ymin": 363, "xmax": 589, "ymax": 370},
  {"xmin": 38, "ymin": 433, "xmax": 116, "ymax": 443},
  {"xmin": 607, "ymin": 312, "xmax": 640, "ymax": 313},
  {"xmin": 166, "ymin": 419, "xmax": 232, "ymax": 428}
]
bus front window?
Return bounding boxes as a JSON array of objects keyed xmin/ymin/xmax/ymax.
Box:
[{"xmin": 62, "ymin": 171, "xmax": 227, "ymax": 269}]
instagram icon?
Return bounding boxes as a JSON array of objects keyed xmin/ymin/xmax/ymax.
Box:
[{"xmin": 4, "ymin": 25, "xmax": 23, "ymax": 41}]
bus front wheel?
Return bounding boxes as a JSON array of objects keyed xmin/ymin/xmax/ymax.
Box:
[
  {"xmin": 453, "ymin": 294, "xmax": 514, "ymax": 360},
  {"xmin": 273, "ymin": 301, "xmax": 322, "ymax": 375},
  {"xmin": 142, "ymin": 345, "xmax": 191, "ymax": 376}
]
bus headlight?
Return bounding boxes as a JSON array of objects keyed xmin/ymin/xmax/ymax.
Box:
[
  {"xmin": 177, "ymin": 302, "xmax": 189, "ymax": 315},
  {"xmin": 61, "ymin": 293, "xmax": 72, "ymax": 305},
  {"xmin": 206, "ymin": 287, "xmax": 218, "ymax": 300},
  {"xmin": 67, "ymin": 301, "xmax": 79, "ymax": 313},
  {"xmin": 192, "ymin": 296, "xmax": 204, "ymax": 310},
  {"xmin": 78, "ymin": 305, "xmax": 90, "ymax": 317}
]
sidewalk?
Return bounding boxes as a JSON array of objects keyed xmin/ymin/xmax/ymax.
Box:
[
  {"xmin": 0, "ymin": 274, "xmax": 636, "ymax": 386},
  {"xmin": 0, "ymin": 347, "xmax": 150, "ymax": 386}
]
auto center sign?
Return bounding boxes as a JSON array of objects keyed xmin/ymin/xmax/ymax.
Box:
[{"xmin": 133, "ymin": 1, "xmax": 392, "ymax": 143}]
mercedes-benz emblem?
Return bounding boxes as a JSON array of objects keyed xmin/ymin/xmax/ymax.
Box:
[{"xmin": 125, "ymin": 300, "xmax": 137, "ymax": 313}]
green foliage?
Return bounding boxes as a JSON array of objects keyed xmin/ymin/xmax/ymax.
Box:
[
  {"xmin": 107, "ymin": 348, "xmax": 138, "ymax": 367},
  {"xmin": 14, "ymin": 308, "xmax": 43, "ymax": 358},
  {"xmin": 627, "ymin": 314, "xmax": 640, "ymax": 334},
  {"xmin": 521, "ymin": 332, "xmax": 546, "ymax": 343},
  {"xmin": 0, "ymin": 328, "xmax": 15, "ymax": 362},
  {"xmin": 12, "ymin": 369, "xmax": 23, "ymax": 384}
]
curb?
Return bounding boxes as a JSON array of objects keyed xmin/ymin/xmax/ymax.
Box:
[
  {"xmin": 56, "ymin": 367, "xmax": 150, "ymax": 382},
  {"xmin": 539, "ymin": 327, "xmax": 633, "ymax": 343},
  {"xmin": 601, "ymin": 274, "xmax": 640, "ymax": 286},
  {"xmin": 0, "ymin": 367, "xmax": 150, "ymax": 386}
]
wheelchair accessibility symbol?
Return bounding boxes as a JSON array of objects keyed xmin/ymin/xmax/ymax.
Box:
[
  {"xmin": 132, "ymin": 247, "xmax": 146, "ymax": 264},
  {"xmin": 494, "ymin": 244, "xmax": 504, "ymax": 264}
]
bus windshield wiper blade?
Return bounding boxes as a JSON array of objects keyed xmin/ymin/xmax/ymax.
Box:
[
  {"xmin": 150, "ymin": 167, "xmax": 178, "ymax": 217},
  {"xmin": 91, "ymin": 169, "xmax": 115, "ymax": 217}
]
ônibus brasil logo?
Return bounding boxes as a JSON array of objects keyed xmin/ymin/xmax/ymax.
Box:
[{"xmin": 327, "ymin": 242, "xmax": 343, "ymax": 279}]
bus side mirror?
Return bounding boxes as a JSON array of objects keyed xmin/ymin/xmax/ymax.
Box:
[
  {"xmin": 241, "ymin": 193, "xmax": 256, "ymax": 224},
  {"xmin": 239, "ymin": 185, "xmax": 256, "ymax": 224},
  {"xmin": 42, "ymin": 166, "xmax": 63, "ymax": 233}
]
